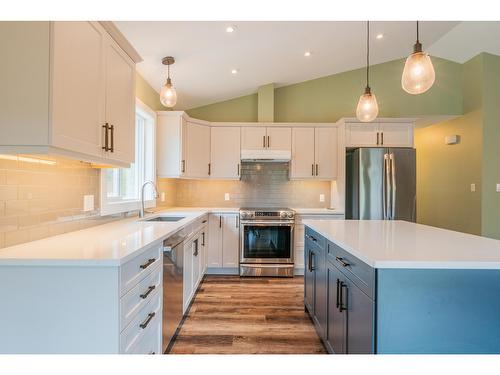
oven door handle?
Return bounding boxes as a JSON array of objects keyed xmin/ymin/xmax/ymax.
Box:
[{"xmin": 240, "ymin": 221, "xmax": 295, "ymax": 226}]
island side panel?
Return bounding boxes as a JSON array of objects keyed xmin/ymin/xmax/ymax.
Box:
[
  {"xmin": 376, "ymin": 268, "xmax": 500, "ymax": 354},
  {"xmin": 0, "ymin": 265, "xmax": 120, "ymax": 354}
]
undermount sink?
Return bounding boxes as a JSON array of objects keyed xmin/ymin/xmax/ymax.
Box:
[{"xmin": 144, "ymin": 216, "xmax": 186, "ymax": 222}]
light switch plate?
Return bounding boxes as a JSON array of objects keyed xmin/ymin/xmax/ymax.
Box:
[
  {"xmin": 319, "ymin": 194, "xmax": 325, "ymax": 202},
  {"xmin": 224, "ymin": 193, "xmax": 230, "ymax": 201},
  {"xmin": 83, "ymin": 195, "xmax": 94, "ymax": 212},
  {"xmin": 496, "ymin": 184, "xmax": 500, "ymax": 192},
  {"xmin": 471, "ymin": 183, "xmax": 476, "ymax": 192}
]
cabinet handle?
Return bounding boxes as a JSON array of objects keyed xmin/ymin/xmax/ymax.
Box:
[
  {"xmin": 311, "ymin": 164, "xmax": 314, "ymax": 176},
  {"xmin": 307, "ymin": 251, "xmax": 312, "ymax": 272},
  {"xmin": 267, "ymin": 135, "xmax": 270, "ymax": 148},
  {"xmin": 102, "ymin": 123, "xmax": 109, "ymax": 151},
  {"xmin": 110, "ymin": 124, "xmax": 114, "ymax": 152},
  {"xmin": 335, "ymin": 256, "xmax": 350, "ymax": 268},
  {"xmin": 315, "ymin": 164, "xmax": 319, "ymax": 176},
  {"xmin": 219, "ymin": 215, "xmax": 222, "ymax": 228},
  {"xmin": 263, "ymin": 135, "xmax": 266, "ymax": 148},
  {"xmin": 201, "ymin": 232, "xmax": 205, "ymax": 246},
  {"xmin": 139, "ymin": 312, "xmax": 156, "ymax": 329},
  {"xmin": 376, "ymin": 132, "xmax": 379, "ymax": 145},
  {"xmin": 139, "ymin": 258, "xmax": 156, "ymax": 270},
  {"xmin": 310, "ymin": 252, "xmax": 315, "ymax": 271},
  {"xmin": 339, "ymin": 281, "xmax": 347, "ymax": 312},
  {"xmin": 193, "ymin": 239, "xmax": 199, "ymax": 256},
  {"xmin": 208, "ymin": 163, "xmax": 211, "ymax": 176},
  {"xmin": 202, "ymin": 219, "xmax": 207, "ymax": 224},
  {"xmin": 181, "ymin": 160, "xmax": 186, "ymax": 173},
  {"xmin": 336, "ymin": 279, "xmax": 340, "ymax": 308},
  {"xmin": 140, "ymin": 285, "xmax": 156, "ymax": 299},
  {"xmin": 237, "ymin": 163, "xmax": 240, "ymax": 176},
  {"xmin": 381, "ymin": 132, "xmax": 384, "ymax": 145},
  {"xmin": 149, "ymin": 352, "xmax": 156, "ymax": 355},
  {"xmin": 306, "ymin": 234, "xmax": 317, "ymax": 242}
]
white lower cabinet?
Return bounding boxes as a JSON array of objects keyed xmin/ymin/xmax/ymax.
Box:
[{"xmin": 207, "ymin": 213, "xmax": 240, "ymax": 273}]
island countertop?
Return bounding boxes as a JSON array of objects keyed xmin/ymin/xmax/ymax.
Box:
[{"xmin": 302, "ymin": 219, "xmax": 500, "ymax": 269}]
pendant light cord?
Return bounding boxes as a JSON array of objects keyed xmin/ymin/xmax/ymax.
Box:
[
  {"xmin": 416, "ymin": 20, "xmax": 419, "ymax": 43},
  {"xmin": 366, "ymin": 20, "xmax": 370, "ymax": 89}
]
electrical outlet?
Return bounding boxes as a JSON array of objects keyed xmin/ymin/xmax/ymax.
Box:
[
  {"xmin": 471, "ymin": 183, "xmax": 476, "ymax": 192},
  {"xmin": 83, "ymin": 195, "xmax": 94, "ymax": 212},
  {"xmin": 496, "ymin": 183, "xmax": 500, "ymax": 192},
  {"xmin": 161, "ymin": 192, "xmax": 166, "ymax": 202},
  {"xmin": 319, "ymin": 194, "xmax": 325, "ymax": 202},
  {"xmin": 224, "ymin": 193, "xmax": 230, "ymax": 201}
]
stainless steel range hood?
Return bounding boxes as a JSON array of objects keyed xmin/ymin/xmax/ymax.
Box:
[{"xmin": 240, "ymin": 149, "xmax": 291, "ymax": 162}]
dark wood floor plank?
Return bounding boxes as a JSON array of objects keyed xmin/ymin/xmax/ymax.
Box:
[{"xmin": 169, "ymin": 275, "xmax": 326, "ymax": 354}]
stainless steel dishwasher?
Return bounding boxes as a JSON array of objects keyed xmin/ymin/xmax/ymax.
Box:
[{"xmin": 162, "ymin": 232, "xmax": 186, "ymax": 353}]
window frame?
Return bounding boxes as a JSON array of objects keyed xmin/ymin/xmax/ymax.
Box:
[{"xmin": 100, "ymin": 98, "xmax": 157, "ymax": 216}]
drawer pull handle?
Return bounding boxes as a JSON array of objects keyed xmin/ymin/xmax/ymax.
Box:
[
  {"xmin": 140, "ymin": 285, "xmax": 156, "ymax": 299},
  {"xmin": 335, "ymin": 256, "xmax": 350, "ymax": 268},
  {"xmin": 339, "ymin": 281, "xmax": 348, "ymax": 312},
  {"xmin": 139, "ymin": 312, "xmax": 156, "ymax": 329},
  {"xmin": 306, "ymin": 234, "xmax": 317, "ymax": 242},
  {"xmin": 149, "ymin": 351, "xmax": 156, "ymax": 355},
  {"xmin": 140, "ymin": 258, "xmax": 156, "ymax": 270}
]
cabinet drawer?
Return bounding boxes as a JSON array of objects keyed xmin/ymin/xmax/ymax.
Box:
[
  {"xmin": 120, "ymin": 292, "xmax": 161, "ymax": 353},
  {"xmin": 126, "ymin": 318, "xmax": 161, "ymax": 354},
  {"xmin": 305, "ymin": 226, "xmax": 326, "ymax": 251},
  {"xmin": 327, "ymin": 241, "xmax": 375, "ymax": 299},
  {"xmin": 120, "ymin": 264, "xmax": 162, "ymax": 331},
  {"xmin": 120, "ymin": 245, "xmax": 162, "ymax": 296}
]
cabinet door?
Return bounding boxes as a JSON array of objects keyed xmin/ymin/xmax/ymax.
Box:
[
  {"xmin": 51, "ymin": 21, "xmax": 105, "ymax": 158},
  {"xmin": 304, "ymin": 246, "xmax": 315, "ymax": 314},
  {"xmin": 326, "ymin": 262, "xmax": 346, "ymax": 354},
  {"xmin": 342, "ymin": 275, "xmax": 374, "ymax": 354},
  {"xmin": 291, "ymin": 128, "xmax": 315, "ymax": 179},
  {"xmin": 378, "ymin": 123, "xmax": 414, "ymax": 147},
  {"xmin": 192, "ymin": 236, "xmax": 201, "ymax": 290},
  {"xmin": 266, "ymin": 127, "xmax": 291, "ymax": 151},
  {"xmin": 312, "ymin": 246, "xmax": 327, "ymax": 340},
  {"xmin": 183, "ymin": 239, "xmax": 193, "ymax": 313},
  {"xmin": 185, "ymin": 122, "xmax": 210, "ymax": 178},
  {"xmin": 104, "ymin": 36, "xmax": 135, "ymax": 164},
  {"xmin": 241, "ymin": 127, "xmax": 266, "ymax": 150},
  {"xmin": 210, "ymin": 127, "xmax": 241, "ymax": 179},
  {"xmin": 315, "ymin": 127, "xmax": 338, "ymax": 179},
  {"xmin": 222, "ymin": 214, "xmax": 240, "ymax": 268},
  {"xmin": 345, "ymin": 123, "xmax": 378, "ymax": 147},
  {"xmin": 207, "ymin": 214, "xmax": 222, "ymax": 268}
]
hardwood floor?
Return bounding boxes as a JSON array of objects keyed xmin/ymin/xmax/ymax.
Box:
[{"xmin": 169, "ymin": 275, "xmax": 326, "ymax": 354}]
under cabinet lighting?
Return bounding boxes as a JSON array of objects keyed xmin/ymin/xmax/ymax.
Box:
[{"xmin": 0, "ymin": 155, "xmax": 56, "ymax": 165}]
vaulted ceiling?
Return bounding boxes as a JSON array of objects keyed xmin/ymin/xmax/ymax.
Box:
[{"xmin": 115, "ymin": 21, "xmax": 500, "ymax": 110}]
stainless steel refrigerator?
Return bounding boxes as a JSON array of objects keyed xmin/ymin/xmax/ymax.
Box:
[{"xmin": 346, "ymin": 148, "xmax": 416, "ymax": 221}]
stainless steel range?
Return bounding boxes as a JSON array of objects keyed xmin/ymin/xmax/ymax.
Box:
[{"xmin": 239, "ymin": 208, "xmax": 295, "ymax": 277}]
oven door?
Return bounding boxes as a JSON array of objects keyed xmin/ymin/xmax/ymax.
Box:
[{"xmin": 240, "ymin": 221, "xmax": 294, "ymax": 264}]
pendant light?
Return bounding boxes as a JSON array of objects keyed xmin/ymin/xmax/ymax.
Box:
[
  {"xmin": 401, "ymin": 21, "xmax": 435, "ymax": 95},
  {"xmin": 160, "ymin": 56, "xmax": 178, "ymax": 108},
  {"xmin": 356, "ymin": 21, "xmax": 379, "ymax": 123}
]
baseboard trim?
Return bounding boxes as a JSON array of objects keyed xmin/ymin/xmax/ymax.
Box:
[{"xmin": 206, "ymin": 267, "xmax": 239, "ymax": 275}]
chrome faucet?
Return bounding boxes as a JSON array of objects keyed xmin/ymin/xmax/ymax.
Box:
[{"xmin": 140, "ymin": 181, "xmax": 159, "ymax": 218}]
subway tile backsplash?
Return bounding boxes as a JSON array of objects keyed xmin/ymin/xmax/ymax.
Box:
[{"xmin": 159, "ymin": 162, "xmax": 332, "ymax": 208}]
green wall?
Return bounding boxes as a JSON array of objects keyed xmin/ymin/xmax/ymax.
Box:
[
  {"xmin": 187, "ymin": 57, "xmax": 463, "ymax": 123},
  {"xmin": 187, "ymin": 94, "xmax": 258, "ymax": 122},
  {"xmin": 135, "ymin": 72, "xmax": 166, "ymax": 111}
]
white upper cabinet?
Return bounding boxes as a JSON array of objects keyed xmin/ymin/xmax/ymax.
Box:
[
  {"xmin": 291, "ymin": 128, "xmax": 316, "ymax": 178},
  {"xmin": 185, "ymin": 121, "xmax": 211, "ymax": 178},
  {"xmin": 241, "ymin": 127, "xmax": 267, "ymax": 150},
  {"xmin": 378, "ymin": 123, "xmax": 414, "ymax": 147},
  {"xmin": 291, "ymin": 127, "xmax": 338, "ymax": 180},
  {"xmin": 157, "ymin": 112, "xmax": 211, "ymax": 179},
  {"xmin": 241, "ymin": 126, "xmax": 291, "ymax": 151},
  {"xmin": 345, "ymin": 122, "xmax": 414, "ymax": 148},
  {"xmin": 0, "ymin": 21, "xmax": 140, "ymax": 167},
  {"xmin": 210, "ymin": 127, "xmax": 241, "ymax": 179}
]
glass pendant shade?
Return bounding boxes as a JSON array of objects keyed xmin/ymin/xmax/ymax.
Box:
[
  {"xmin": 402, "ymin": 50, "xmax": 435, "ymax": 94},
  {"xmin": 160, "ymin": 79, "xmax": 177, "ymax": 108},
  {"xmin": 356, "ymin": 87, "xmax": 379, "ymax": 123}
]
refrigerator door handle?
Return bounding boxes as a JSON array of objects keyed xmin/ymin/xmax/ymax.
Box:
[
  {"xmin": 383, "ymin": 153, "xmax": 389, "ymax": 220},
  {"xmin": 390, "ymin": 153, "xmax": 396, "ymax": 220}
]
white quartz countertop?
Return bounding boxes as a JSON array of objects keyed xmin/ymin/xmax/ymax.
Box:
[
  {"xmin": 0, "ymin": 208, "xmax": 217, "ymax": 267},
  {"xmin": 302, "ymin": 219, "xmax": 500, "ymax": 269},
  {"xmin": 293, "ymin": 208, "xmax": 344, "ymax": 215}
]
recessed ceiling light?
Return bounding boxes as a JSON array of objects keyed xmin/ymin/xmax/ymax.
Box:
[
  {"xmin": 304, "ymin": 51, "xmax": 312, "ymax": 57},
  {"xmin": 376, "ymin": 33, "xmax": 384, "ymax": 39},
  {"xmin": 226, "ymin": 25, "xmax": 236, "ymax": 33},
  {"xmin": 231, "ymin": 69, "xmax": 238, "ymax": 74}
]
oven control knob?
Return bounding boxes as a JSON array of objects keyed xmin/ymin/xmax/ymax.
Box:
[
  {"xmin": 241, "ymin": 212, "xmax": 248, "ymax": 219},
  {"xmin": 287, "ymin": 212, "xmax": 294, "ymax": 219},
  {"xmin": 280, "ymin": 211, "xmax": 287, "ymax": 219}
]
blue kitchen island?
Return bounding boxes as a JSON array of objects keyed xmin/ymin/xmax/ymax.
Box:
[{"xmin": 303, "ymin": 219, "xmax": 500, "ymax": 354}]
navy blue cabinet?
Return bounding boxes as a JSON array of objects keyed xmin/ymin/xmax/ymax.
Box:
[{"xmin": 326, "ymin": 261, "xmax": 345, "ymax": 353}]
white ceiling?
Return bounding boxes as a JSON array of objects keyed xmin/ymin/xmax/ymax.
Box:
[{"xmin": 115, "ymin": 21, "xmax": 489, "ymax": 110}]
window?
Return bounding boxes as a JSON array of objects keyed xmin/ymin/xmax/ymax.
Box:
[{"xmin": 100, "ymin": 99, "xmax": 156, "ymax": 215}]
